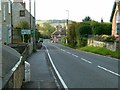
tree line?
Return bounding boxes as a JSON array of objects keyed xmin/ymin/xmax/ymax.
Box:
[{"xmin": 62, "ymin": 16, "xmax": 112, "ymax": 48}]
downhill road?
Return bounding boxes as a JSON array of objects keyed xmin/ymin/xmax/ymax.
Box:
[{"xmin": 43, "ymin": 39, "xmax": 119, "ymax": 88}]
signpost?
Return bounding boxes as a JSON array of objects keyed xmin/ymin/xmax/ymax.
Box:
[{"xmin": 21, "ymin": 29, "xmax": 31, "ymax": 43}]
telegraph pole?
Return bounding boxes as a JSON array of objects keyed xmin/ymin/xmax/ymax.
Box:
[
  {"xmin": 11, "ymin": 0, "xmax": 13, "ymax": 44},
  {"xmin": 29, "ymin": 0, "xmax": 31, "ymax": 43},
  {"xmin": 33, "ymin": 0, "xmax": 36, "ymax": 50},
  {"xmin": 29, "ymin": 0, "xmax": 31, "ymax": 29}
]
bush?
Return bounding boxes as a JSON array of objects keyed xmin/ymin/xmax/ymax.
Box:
[
  {"xmin": 61, "ymin": 36, "xmax": 66, "ymax": 44},
  {"xmin": 94, "ymin": 35, "xmax": 116, "ymax": 42},
  {"xmin": 77, "ymin": 37, "xmax": 87, "ymax": 47}
]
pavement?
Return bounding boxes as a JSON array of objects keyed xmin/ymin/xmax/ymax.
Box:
[{"xmin": 22, "ymin": 46, "xmax": 58, "ymax": 89}]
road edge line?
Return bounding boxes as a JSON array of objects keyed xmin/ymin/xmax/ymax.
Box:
[{"xmin": 43, "ymin": 44, "xmax": 68, "ymax": 90}]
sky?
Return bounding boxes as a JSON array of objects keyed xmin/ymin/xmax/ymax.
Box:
[{"xmin": 23, "ymin": 0, "xmax": 115, "ymax": 22}]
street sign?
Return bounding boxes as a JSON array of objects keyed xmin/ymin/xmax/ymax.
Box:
[{"xmin": 21, "ymin": 29, "xmax": 31, "ymax": 35}]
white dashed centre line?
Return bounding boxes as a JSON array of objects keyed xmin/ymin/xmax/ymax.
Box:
[
  {"xmin": 97, "ymin": 65, "xmax": 120, "ymax": 77},
  {"xmin": 67, "ymin": 52, "xmax": 71, "ymax": 54},
  {"xmin": 81, "ymin": 58, "xmax": 92, "ymax": 64},
  {"xmin": 72, "ymin": 54, "xmax": 78, "ymax": 58}
]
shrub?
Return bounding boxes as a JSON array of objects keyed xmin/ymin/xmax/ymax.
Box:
[{"xmin": 94, "ymin": 35, "xmax": 116, "ymax": 42}]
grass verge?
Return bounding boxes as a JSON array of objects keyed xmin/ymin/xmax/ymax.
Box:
[{"xmin": 78, "ymin": 46, "xmax": 120, "ymax": 59}]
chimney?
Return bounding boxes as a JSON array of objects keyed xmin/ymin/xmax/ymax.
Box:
[
  {"xmin": 14, "ymin": 0, "xmax": 23, "ymax": 3},
  {"xmin": 13, "ymin": 0, "xmax": 26, "ymax": 8}
]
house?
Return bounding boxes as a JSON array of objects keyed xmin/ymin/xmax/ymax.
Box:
[
  {"xmin": 0, "ymin": 0, "xmax": 12, "ymax": 44},
  {"xmin": 51, "ymin": 24, "xmax": 66, "ymax": 43},
  {"xmin": 110, "ymin": 0, "xmax": 120, "ymax": 38},
  {"xmin": 12, "ymin": 0, "xmax": 34, "ymax": 43}
]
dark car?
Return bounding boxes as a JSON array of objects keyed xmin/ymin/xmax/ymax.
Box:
[{"xmin": 37, "ymin": 38, "xmax": 43, "ymax": 49}]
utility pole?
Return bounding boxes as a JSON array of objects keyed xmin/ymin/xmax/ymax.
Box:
[
  {"xmin": 29, "ymin": 0, "xmax": 31, "ymax": 29},
  {"xmin": 29, "ymin": 0, "xmax": 31, "ymax": 43},
  {"xmin": 11, "ymin": 0, "xmax": 13, "ymax": 44},
  {"xmin": 33, "ymin": 0, "xmax": 36, "ymax": 50}
]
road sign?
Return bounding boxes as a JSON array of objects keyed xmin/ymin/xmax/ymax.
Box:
[{"xmin": 21, "ymin": 29, "xmax": 31, "ymax": 35}]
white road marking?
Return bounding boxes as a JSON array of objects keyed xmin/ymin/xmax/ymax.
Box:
[
  {"xmin": 62, "ymin": 50, "xmax": 66, "ymax": 52},
  {"xmin": 72, "ymin": 54, "xmax": 78, "ymax": 58},
  {"xmin": 43, "ymin": 45, "xmax": 68, "ymax": 90},
  {"xmin": 97, "ymin": 65, "xmax": 120, "ymax": 77},
  {"xmin": 67, "ymin": 52, "xmax": 71, "ymax": 54},
  {"xmin": 61, "ymin": 49, "xmax": 66, "ymax": 52},
  {"xmin": 81, "ymin": 58, "xmax": 92, "ymax": 64}
]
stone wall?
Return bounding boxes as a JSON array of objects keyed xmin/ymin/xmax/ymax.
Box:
[
  {"xmin": 3, "ymin": 58, "xmax": 24, "ymax": 89},
  {"xmin": 2, "ymin": 43, "xmax": 31, "ymax": 89},
  {"xmin": 88, "ymin": 39, "xmax": 120, "ymax": 51},
  {"xmin": 13, "ymin": 60, "xmax": 24, "ymax": 88}
]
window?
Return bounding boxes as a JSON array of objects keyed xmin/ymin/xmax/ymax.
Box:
[
  {"xmin": 20, "ymin": 10, "xmax": 25, "ymax": 17},
  {"xmin": 117, "ymin": 23, "xmax": 120, "ymax": 34},
  {"xmin": 116, "ymin": 11, "xmax": 120, "ymax": 23},
  {"xmin": 118, "ymin": 1, "xmax": 120, "ymax": 10}
]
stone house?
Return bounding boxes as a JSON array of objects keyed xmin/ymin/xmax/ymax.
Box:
[
  {"xmin": 110, "ymin": 0, "xmax": 120, "ymax": 38},
  {"xmin": 51, "ymin": 24, "xmax": 66, "ymax": 43},
  {"xmin": 12, "ymin": 0, "xmax": 34, "ymax": 43},
  {"xmin": 0, "ymin": 0, "xmax": 12, "ymax": 44}
]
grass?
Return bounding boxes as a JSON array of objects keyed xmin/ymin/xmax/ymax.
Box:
[
  {"xmin": 78, "ymin": 46, "xmax": 120, "ymax": 59},
  {"xmin": 61, "ymin": 42, "xmax": 120, "ymax": 59}
]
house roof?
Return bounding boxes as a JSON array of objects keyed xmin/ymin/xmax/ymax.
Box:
[
  {"xmin": 52, "ymin": 30, "xmax": 66, "ymax": 36},
  {"xmin": 110, "ymin": 2, "xmax": 116, "ymax": 22}
]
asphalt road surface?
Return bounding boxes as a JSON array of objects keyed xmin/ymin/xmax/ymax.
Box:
[{"xmin": 43, "ymin": 39, "xmax": 119, "ymax": 89}]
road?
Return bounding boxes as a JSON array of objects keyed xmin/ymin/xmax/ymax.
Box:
[{"xmin": 43, "ymin": 39, "xmax": 119, "ymax": 88}]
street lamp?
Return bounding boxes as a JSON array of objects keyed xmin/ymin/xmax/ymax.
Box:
[
  {"xmin": 65, "ymin": 10, "xmax": 69, "ymax": 44},
  {"xmin": 66, "ymin": 10, "xmax": 69, "ymax": 29}
]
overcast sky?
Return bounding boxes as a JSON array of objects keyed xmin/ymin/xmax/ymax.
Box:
[{"xmin": 23, "ymin": 0, "xmax": 115, "ymax": 22}]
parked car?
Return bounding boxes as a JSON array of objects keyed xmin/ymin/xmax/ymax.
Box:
[{"xmin": 37, "ymin": 38, "xmax": 43, "ymax": 49}]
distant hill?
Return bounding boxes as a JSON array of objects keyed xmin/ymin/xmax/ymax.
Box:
[
  {"xmin": 36, "ymin": 19, "xmax": 72, "ymax": 28},
  {"xmin": 37, "ymin": 19, "xmax": 66, "ymax": 24}
]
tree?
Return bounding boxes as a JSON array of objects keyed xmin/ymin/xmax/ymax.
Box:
[
  {"xmin": 67, "ymin": 22, "xmax": 77, "ymax": 47},
  {"xmin": 82, "ymin": 16, "xmax": 92, "ymax": 22},
  {"xmin": 78, "ymin": 22, "xmax": 92, "ymax": 37},
  {"xmin": 16, "ymin": 21, "xmax": 29, "ymax": 29},
  {"xmin": 36, "ymin": 23, "xmax": 55, "ymax": 38},
  {"xmin": 15, "ymin": 21, "xmax": 30, "ymax": 43},
  {"xmin": 92, "ymin": 22, "xmax": 112, "ymax": 35}
]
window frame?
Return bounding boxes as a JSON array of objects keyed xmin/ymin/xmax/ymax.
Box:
[{"xmin": 20, "ymin": 10, "xmax": 25, "ymax": 17}]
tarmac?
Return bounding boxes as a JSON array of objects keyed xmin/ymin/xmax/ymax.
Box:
[{"xmin": 22, "ymin": 46, "xmax": 58, "ymax": 89}]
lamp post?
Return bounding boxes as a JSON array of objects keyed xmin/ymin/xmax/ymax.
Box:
[
  {"xmin": 66, "ymin": 10, "xmax": 69, "ymax": 29},
  {"xmin": 66, "ymin": 10, "xmax": 69, "ymax": 44}
]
